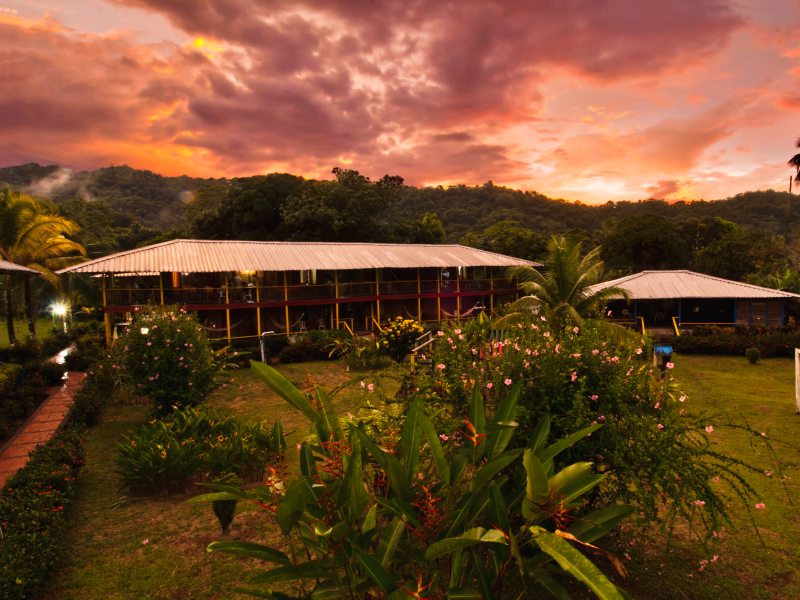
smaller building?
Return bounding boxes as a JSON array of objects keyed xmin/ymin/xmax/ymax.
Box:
[{"xmin": 591, "ymin": 270, "xmax": 800, "ymax": 336}]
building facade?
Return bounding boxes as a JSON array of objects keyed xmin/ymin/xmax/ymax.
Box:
[{"xmin": 58, "ymin": 240, "xmax": 536, "ymax": 342}]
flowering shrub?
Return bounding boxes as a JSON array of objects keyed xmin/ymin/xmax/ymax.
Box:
[
  {"xmin": 191, "ymin": 362, "xmax": 636, "ymax": 600},
  {"xmin": 118, "ymin": 305, "xmax": 219, "ymax": 414},
  {"xmin": 417, "ymin": 317, "xmax": 771, "ymax": 531},
  {"xmin": 378, "ymin": 316, "xmax": 424, "ymax": 362},
  {"xmin": 0, "ymin": 427, "xmax": 85, "ymax": 599},
  {"xmin": 115, "ymin": 405, "xmax": 286, "ymax": 494}
]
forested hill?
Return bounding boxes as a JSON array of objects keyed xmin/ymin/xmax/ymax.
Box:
[
  {"xmin": 2, "ymin": 163, "xmax": 799, "ymax": 241},
  {"xmin": 394, "ymin": 184, "xmax": 800, "ymax": 242},
  {"xmin": 0, "ymin": 163, "xmax": 216, "ymax": 229}
]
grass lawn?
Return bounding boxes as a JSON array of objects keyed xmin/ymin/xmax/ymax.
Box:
[
  {"xmin": 41, "ymin": 361, "xmax": 400, "ymax": 600},
  {"xmin": 601, "ymin": 354, "xmax": 800, "ymax": 600},
  {"xmin": 40, "ymin": 355, "xmax": 800, "ymax": 599},
  {"xmin": 0, "ymin": 316, "xmax": 54, "ymax": 346}
]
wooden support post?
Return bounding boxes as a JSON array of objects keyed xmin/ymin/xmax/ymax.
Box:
[
  {"xmin": 796, "ymin": 348, "xmax": 800, "ymax": 414},
  {"xmin": 456, "ymin": 272, "xmax": 461, "ymax": 324},
  {"xmin": 284, "ymin": 271, "xmax": 290, "ymax": 334},
  {"xmin": 334, "ymin": 270, "xmax": 339, "ymax": 330},
  {"xmin": 375, "ymin": 268, "xmax": 380, "ymax": 329},
  {"xmin": 159, "ymin": 272, "xmax": 164, "ymax": 305},
  {"xmin": 102, "ymin": 274, "xmax": 107, "ymax": 308},
  {"xmin": 437, "ymin": 270, "xmax": 441, "ymax": 322},
  {"xmin": 417, "ymin": 268, "xmax": 421, "ymax": 322},
  {"xmin": 225, "ymin": 278, "xmax": 231, "ymax": 342},
  {"xmin": 255, "ymin": 275, "xmax": 261, "ymax": 336},
  {"xmin": 104, "ymin": 311, "xmax": 112, "ymax": 345},
  {"xmin": 490, "ymin": 269, "xmax": 494, "ymax": 315}
]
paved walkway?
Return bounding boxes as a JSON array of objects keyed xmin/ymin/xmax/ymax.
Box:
[{"xmin": 0, "ymin": 347, "xmax": 81, "ymax": 488}]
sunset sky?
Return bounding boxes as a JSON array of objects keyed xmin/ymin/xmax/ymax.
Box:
[{"xmin": 3, "ymin": 0, "xmax": 800, "ymax": 203}]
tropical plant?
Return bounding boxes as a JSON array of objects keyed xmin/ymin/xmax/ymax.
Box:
[
  {"xmin": 498, "ymin": 235, "xmax": 631, "ymax": 340},
  {"xmin": 213, "ymin": 472, "xmax": 244, "ymax": 534},
  {"xmin": 378, "ymin": 317, "xmax": 425, "ymax": 363},
  {"xmin": 190, "ymin": 363, "xmax": 636, "ymax": 600},
  {"xmin": 328, "ymin": 335, "xmax": 384, "ymax": 369},
  {"xmin": 0, "ymin": 189, "xmax": 86, "ymax": 342}
]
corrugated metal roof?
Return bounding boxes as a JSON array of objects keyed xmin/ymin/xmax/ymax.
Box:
[
  {"xmin": 0, "ymin": 260, "xmax": 40, "ymax": 275},
  {"xmin": 590, "ymin": 270, "xmax": 800, "ymax": 299},
  {"xmin": 56, "ymin": 239, "xmax": 539, "ymax": 274}
]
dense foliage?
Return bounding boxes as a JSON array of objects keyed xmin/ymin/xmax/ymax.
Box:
[
  {"xmin": 192, "ymin": 363, "xmax": 637, "ymax": 600},
  {"xmin": 278, "ymin": 330, "xmax": 351, "ymax": 364},
  {"xmin": 116, "ymin": 405, "xmax": 286, "ymax": 494},
  {"xmin": 672, "ymin": 325, "xmax": 800, "ymax": 357},
  {"xmin": 377, "ymin": 316, "xmax": 425, "ymax": 363},
  {"xmin": 0, "ymin": 427, "xmax": 85, "ymax": 599},
  {"xmin": 416, "ymin": 317, "xmax": 762, "ymax": 529},
  {"xmin": 118, "ymin": 305, "xmax": 220, "ymax": 414}
]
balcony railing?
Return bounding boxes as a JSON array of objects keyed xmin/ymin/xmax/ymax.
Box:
[{"xmin": 104, "ymin": 278, "xmax": 516, "ymax": 306}]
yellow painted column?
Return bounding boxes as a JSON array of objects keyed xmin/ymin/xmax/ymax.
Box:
[
  {"xmin": 102, "ymin": 274, "xmax": 112, "ymax": 344},
  {"xmin": 490, "ymin": 269, "xmax": 494, "ymax": 315},
  {"xmin": 375, "ymin": 268, "xmax": 380, "ymax": 329},
  {"xmin": 334, "ymin": 270, "xmax": 339, "ymax": 330},
  {"xmin": 159, "ymin": 273, "xmax": 164, "ymax": 305},
  {"xmin": 102, "ymin": 273, "xmax": 107, "ymax": 307},
  {"xmin": 457, "ymin": 273, "xmax": 461, "ymax": 324},
  {"xmin": 255, "ymin": 275, "xmax": 261, "ymax": 336},
  {"xmin": 284, "ymin": 271, "xmax": 290, "ymax": 334},
  {"xmin": 225, "ymin": 278, "xmax": 231, "ymax": 342}
]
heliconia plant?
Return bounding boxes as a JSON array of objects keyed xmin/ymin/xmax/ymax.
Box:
[{"xmin": 189, "ymin": 361, "xmax": 636, "ymax": 600}]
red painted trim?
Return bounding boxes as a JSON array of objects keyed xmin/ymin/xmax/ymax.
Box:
[{"xmin": 103, "ymin": 289, "xmax": 518, "ymax": 313}]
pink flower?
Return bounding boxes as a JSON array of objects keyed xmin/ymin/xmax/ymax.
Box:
[
  {"xmin": 573, "ymin": 327, "xmax": 579, "ymax": 333},
  {"xmin": 611, "ymin": 356, "xmax": 619, "ymax": 362},
  {"xmin": 654, "ymin": 402, "xmax": 660, "ymax": 409},
  {"xmin": 694, "ymin": 500, "xmax": 705, "ymax": 506},
  {"xmin": 607, "ymin": 310, "xmax": 612, "ymax": 316},
  {"xmin": 438, "ymin": 364, "xmax": 446, "ymax": 370},
  {"xmin": 761, "ymin": 432, "xmax": 767, "ymax": 437},
  {"xmin": 635, "ymin": 348, "xmax": 642, "ymax": 355},
  {"xmin": 541, "ymin": 316, "xmax": 546, "ymax": 321},
  {"xmin": 543, "ymin": 332, "xmax": 550, "ymax": 337},
  {"xmin": 124, "ymin": 346, "xmax": 129, "ymax": 351},
  {"xmin": 437, "ymin": 331, "xmax": 444, "ymax": 337},
  {"xmin": 504, "ymin": 378, "xmax": 512, "ymax": 386},
  {"xmin": 666, "ymin": 362, "xmax": 674, "ymax": 369},
  {"xmin": 765, "ymin": 471, "xmax": 772, "ymax": 477},
  {"xmin": 599, "ymin": 415, "xmax": 605, "ymax": 421},
  {"xmin": 657, "ymin": 424, "xmax": 664, "ymax": 430},
  {"xmin": 149, "ymin": 377, "xmax": 153, "ymax": 381},
  {"xmin": 487, "ymin": 383, "xmax": 493, "ymax": 389},
  {"xmin": 223, "ymin": 384, "xmax": 227, "ymax": 388},
  {"xmin": 705, "ymin": 426, "xmax": 714, "ymax": 433},
  {"xmin": 188, "ymin": 383, "xmax": 192, "ymax": 386},
  {"xmin": 571, "ymin": 372, "xmax": 577, "ymax": 382},
  {"xmin": 296, "ymin": 444, "xmax": 301, "ymax": 450},
  {"xmin": 360, "ymin": 381, "xmax": 365, "ymax": 387},
  {"xmin": 679, "ymin": 395, "xmax": 686, "ymax": 402},
  {"xmin": 712, "ymin": 476, "xmax": 720, "ymax": 483},
  {"xmin": 368, "ymin": 384, "xmax": 374, "ymax": 391},
  {"xmin": 418, "ymin": 473, "xmax": 424, "ymax": 480},
  {"xmin": 143, "ymin": 539, "xmax": 149, "ymax": 546},
  {"xmin": 591, "ymin": 395, "xmax": 598, "ymax": 400},
  {"xmin": 439, "ymin": 434, "xmax": 448, "ymax": 441},
  {"xmin": 454, "ymin": 329, "xmax": 462, "ymax": 334},
  {"xmin": 147, "ymin": 342, "xmax": 151, "ymax": 346},
  {"xmin": 755, "ymin": 503, "xmax": 765, "ymax": 509}
]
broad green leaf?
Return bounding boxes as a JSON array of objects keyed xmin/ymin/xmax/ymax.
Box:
[
  {"xmin": 194, "ymin": 482, "xmax": 246, "ymax": 497},
  {"xmin": 363, "ymin": 504, "xmax": 377, "ymax": 534},
  {"xmin": 441, "ymin": 495, "xmax": 474, "ymax": 539},
  {"xmin": 399, "ymin": 539, "xmax": 429, "ymax": 565},
  {"xmin": 559, "ymin": 473, "xmax": 606, "ymax": 504},
  {"xmin": 449, "ymin": 450, "xmax": 469, "ymax": 487},
  {"xmin": 484, "ymin": 382, "xmax": 520, "ymax": 460},
  {"xmin": 251, "ymin": 362, "xmax": 320, "ymax": 424},
  {"xmin": 186, "ymin": 491, "xmax": 244, "ymax": 503},
  {"xmin": 450, "ymin": 548, "xmax": 465, "ymax": 590},
  {"xmin": 352, "ymin": 548, "xmax": 398, "ymax": 594},
  {"xmin": 416, "ymin": 406, "xmax": 451, "ymax": 484},
  {"xmin": 272, "ymin": 418, "xmax": 285, "ymax": 453},
  {"xmin": 548, "ymin": 462, "xmax": 593, "ymax": 495},
  {"xmin": 337, "ymin": 433, "xmax": 367, "ymax": 520},
  {"xmin": 466, "ymin": 385, "xmax": 486, "ymax": 462},
  {"xmin": 487, "ymin": 481, "xmax": 509, "ymax": 532},
  {"xmin": 522, "ymin": 450, "xmax": 548, "ymax": 519},
  {"xmin": 425, "ymin": 527, "xmax": 506, "ymax": 561},
  {"xmin": 507, "ymin": 529, "xmax": 525, "ymax": 577},
  {"xmin": 470, "ymin": 455, "xmax": 518, "ymax": 495},
  {"xmin": 446, "ymin": 588, "xmax": 481, "ymax": 599},
  {"xmin": 531, "ymin": 529, "xmax": 624, "ymax": 600},
  {"xmin": 353, "ymin": 423, "xmax": 388, "ymax": 471},
  {"xmin": 537, "ymin": 424, "xmax": 603, "ymax": 463},
  {"xmin": 315, "ymin": 386, "xmax": 342, "ymax": 440},
  {"xmin": 527, "ymin": 417, "xmax": 551, "ymax": 454},
  {"xmin": 467, "ymin": 487, "xmax": 491, "ymax": 528},
  {"xmin": 569, "ymin": 504, "xmax": 636, "ymax": 544},
  {"xmin": 483, "ymin": 422, "xmax": 518, "ymax": 434},
  {"xmin": 471, "ymin": 547, "xmax": 495, "ymax": 600},
  {"xmin": 276, "ymin": 478, "xmax": 306, "ymax": 535},
  {"xmin": 300, "ymin": 443, "xmax": 319, "ymax": 479},
  {"xmin": 385, "ymin": 453, "xmax": 409, "ymax": 501},
  {"xmin": 310, "ymin": 580, "xmax": 344, "ymax": 600},
  {"xmin": 248, "ymin": 564, "xmax": 337, "ymax": 585},
  {"xmin": 207, "ymin": 542, "xmax": 290, "ymax": 565},
  {"xmin": 374, "ymin": 516, "xmax": 406, "ymax": 568},
  {"xmin": 401, "ymin": 402, "xmax": 423, "ymax": 485}
]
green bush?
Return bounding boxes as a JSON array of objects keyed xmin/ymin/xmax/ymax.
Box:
[
  {"xmin": 746, "ymin": 347, "xmax": 760, "ymax": 364},
  {"xmin": 673, "ymin": 324, "xmax": 800, "ymax": 357},
  {"xmin": 418, "ymin": 317, "xmax": 761, "ymax": 531},
  {"xmin": 211, "ymin": 472, "xmax": 242, "ymax": 534},
  {"xmin": 190, "ymin": 363, "xmax": 636, "ymax": 600},
  {"xmin": 118, "ymin": 305, "xmax": 220, "ymax": 414},
  {"xmin": 115, "ymin": 405, "xmax": 286, "ymax": 494},
  {"xmin": 0, "ymin": 427, "xmax": 85, "ymax": 599},
  {"xmin": 377, "ymin": 316, "xmax": 424, "ymax": 362},
  {"xmin": 34, "ymin": 360, "xmax": 66, "ymax": 386},
  {"xmin": 278, "ymin": 330, "xmax": 350, "ymax": 364},
  {"xmin": 0, "ymin": 367, "xmax": 50, "ymax": 440},
  {"xmin": 0, "ymin": 336, "xmax": 41, "ymax": 366}
]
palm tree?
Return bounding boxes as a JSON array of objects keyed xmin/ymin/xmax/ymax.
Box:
[
  {"xmin": 0, "ymin": 190, "xmax": 87, "ymax": 342},
  {"xmin": 495, "ymin": 235, "xmax": 632, "ymax": 340}
]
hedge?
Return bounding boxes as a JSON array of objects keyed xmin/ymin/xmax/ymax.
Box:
[
  {"xmin": 0, "ymin": 427, "xmax": 85, "ymax": 598},
  {"xmin": 672, "ymin": 325, "xmax": 800, "ymax": 357}
]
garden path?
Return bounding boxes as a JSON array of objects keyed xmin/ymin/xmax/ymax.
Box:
[{"xmin": 0, "ymin": 347, "xmax": 81, "ymax": 488}]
